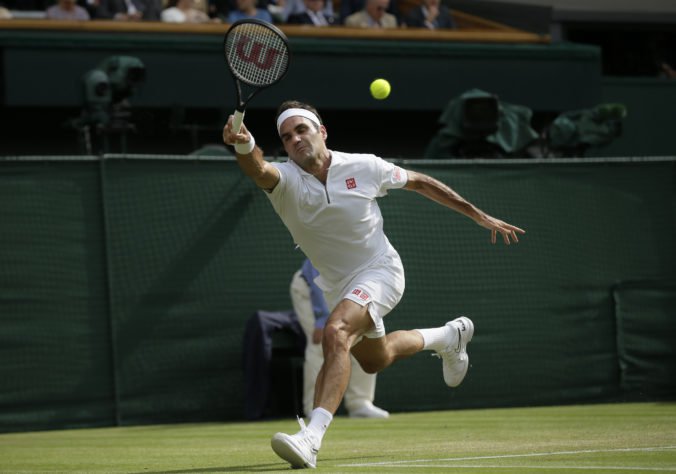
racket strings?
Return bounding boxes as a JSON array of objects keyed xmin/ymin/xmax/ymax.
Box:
[{"xmin": 225, "ymin": 24, "xmax": 289, "ymax": 87}]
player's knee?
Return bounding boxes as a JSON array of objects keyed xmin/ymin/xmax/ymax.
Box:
[{"xmin": 322, "ymin": 322, "xmax": 350, "ymax": 353}]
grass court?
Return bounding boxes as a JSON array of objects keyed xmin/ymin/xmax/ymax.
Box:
[{"xmin": 1, "ymin": 402, "xmax": 675, "ymax": 473}]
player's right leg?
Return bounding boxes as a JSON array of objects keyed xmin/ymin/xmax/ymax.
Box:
[
  {"xmin": 272, "ymin": 299, "xmax": 371, "ymax": 469},
  {"xmin": 314, "ymin": 299, "xmax": 375, "ymax": 412}
]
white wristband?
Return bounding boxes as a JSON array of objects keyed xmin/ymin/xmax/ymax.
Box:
[{"xmin": 234, "ymin": 135, "xmax": 255, "ymax": 155}]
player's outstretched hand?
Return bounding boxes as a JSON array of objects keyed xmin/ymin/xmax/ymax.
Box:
[
  {"xmin": 478, "ymin": 215, "xmax": 525, "ymax": 245},
  {"xmin": 222, "ymin": 115, "xmax": 252, "ymax": 147}
]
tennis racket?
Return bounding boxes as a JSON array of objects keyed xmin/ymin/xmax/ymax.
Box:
[{"xmin": 223, "ymin": 19, "xmax": 290, "ymax": 134}]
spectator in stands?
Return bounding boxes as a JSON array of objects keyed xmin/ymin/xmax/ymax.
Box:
[
  {"xmin": 143, "ymin": 0, "xmax": 161, "ymax": 20},
  {"xmin": 206, "ymin": 0, "xmax": 226, "ymax": 20},
  {"xmin": 46, "ymin": 0, "xmax": 90, "ymax": 19},
  {"xmin": 286, "ymin": 0, "xmax": 334, "ymax": 26},
  {"xmin": 162, "ymin": 0, "xmax": 216, "ymax": 22},
  {"xmin": 226, "ymin": 0, "xmax": 272, "ymax": 23},
  {"xmin": 403, "ymin": 0, "xmax": 454, "ymax": 29},
  {"xmin": 344, "ymin": 0, "xmax": 396, "ymax": 28},
  {"xmin": 291, "ymin": 258, "xmax": 389, "ymax": 419},
  {"xmin": 279, "ymin": 0, "xmax": 333, "ymax": 24},
  {"xmin": 79, "ymin": 0, "xmax": 99, "ymax": 19},
  {"xmin": 339, "ymin": 0, "xmax": 396, "ymax": 25},
  {"xmin": 95, "ymin": 0, "xmax": 145, "ymax": 20}
]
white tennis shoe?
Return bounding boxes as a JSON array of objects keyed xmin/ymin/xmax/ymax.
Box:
[
  {"xmin": 434, "ymin": 316, "xmax": 474, "ymax": 387},
  {"xmin": 271, "ymin": 417, "xmax": 320, "ymax": 469}
]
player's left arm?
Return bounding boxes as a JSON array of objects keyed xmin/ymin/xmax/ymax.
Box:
[{"xmin": 403, "ymin": 169, "xmax": 525, "ymax": 244}]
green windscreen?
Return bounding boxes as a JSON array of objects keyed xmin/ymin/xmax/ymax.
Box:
[
  {"xmin": 0, "ymin": 158, "xmax": 115, "ymax": 431},
  {"xmin": 0, "ymin": 155, "xmax": 674, "ymax": 432}
]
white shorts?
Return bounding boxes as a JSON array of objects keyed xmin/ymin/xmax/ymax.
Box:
[{"xmin": 323, "ymin": 251, "xmax": 405, "ymax": 339}]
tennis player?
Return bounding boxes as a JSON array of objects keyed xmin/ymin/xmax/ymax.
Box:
[{"xmin": 222, "ymin": 100, "xmax": 525, "ymax": 469}]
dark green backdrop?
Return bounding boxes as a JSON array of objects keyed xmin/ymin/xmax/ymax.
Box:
[{"xmin": 1, "ymin": 155, "xmax": 674, "ymax": 433}]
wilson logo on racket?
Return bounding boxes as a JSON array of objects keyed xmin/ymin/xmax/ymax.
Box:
[
  {"xmin": 236, "ymin": 35, "xmax": 282, "ymax": 70},
  {"xmin": 224, "ymin": 19, "xmax": 290, "ymax": 134}
]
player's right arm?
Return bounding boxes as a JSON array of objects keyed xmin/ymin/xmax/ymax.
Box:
[{"xmin": 222, "ymin": 116, "xmax": 280, "ymax": 191}]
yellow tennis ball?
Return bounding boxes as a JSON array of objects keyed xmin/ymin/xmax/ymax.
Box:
[{"xmin": 370, "ymin": 78, "xmax": 391, "ymax": 100}]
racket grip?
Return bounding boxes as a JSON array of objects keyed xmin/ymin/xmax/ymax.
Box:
[{"xmin": 232, "ymin": 109, "xmax": 245, "ymax": 134}]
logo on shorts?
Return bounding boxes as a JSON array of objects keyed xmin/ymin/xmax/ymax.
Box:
[
  {"xmin": 393, "ymin": 167, "xmax": 402, "ymax": 181},
  {"xmin": 352, "ymin": 288, "xmax": 370, "ymax": 301},
  {"xmin": 346, "ymin": 178, "xmax": 357, "ymax": 189}
]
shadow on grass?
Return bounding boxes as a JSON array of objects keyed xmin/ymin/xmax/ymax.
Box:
[
  {"xmin": 131, "ymin": 455, "xmax": 387, "ymax": 473},
  {"xmin": 130, "ymin": 463, "xmax": 289, "ymax": 473}
]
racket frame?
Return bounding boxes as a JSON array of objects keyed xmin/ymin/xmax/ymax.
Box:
[{"xmin": 223, "ymin": 19, "xmax": 291, "ymax": 133}]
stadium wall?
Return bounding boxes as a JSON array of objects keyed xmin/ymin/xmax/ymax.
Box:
[
  {"xmin": 0, "ymin": 155, "xmax": 674, "ymax": 433},
  {"xmin": 0, "ymin": 26, "xmax": 595, "ymax": 111},
  {"xmin": 598, "ymin": 78, "xmax": 676, "ymax": 158}
]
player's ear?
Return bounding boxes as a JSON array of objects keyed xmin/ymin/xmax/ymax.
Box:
[{"xmin": 320, "ymin": 125, "xmax": 328, "ymax": 140}]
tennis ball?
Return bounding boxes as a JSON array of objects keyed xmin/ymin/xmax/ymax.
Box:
[{"xmin": 370, "ymin": 78, "xmax": 391, "ymax": 100}]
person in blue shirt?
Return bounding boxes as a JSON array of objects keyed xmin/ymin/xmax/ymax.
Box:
[
  {"xmin": 291, "ymin": 258, "xmax": 389, "ymax": 418},
  {"xmin": 227, "ymin": 0, "xmax": 272, "ymax": 23}
]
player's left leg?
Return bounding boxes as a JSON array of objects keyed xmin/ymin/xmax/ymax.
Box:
[
  {"xmin": 350, "ymin": 328, "xmax": 424, "ymax": 374},
  {"xmin": 351, "ymin": 316, "xmax": 474, "ymax": 388},
  {"xmin": 351, "ymin": 316, "xmax": 474, "ymax": 386}
]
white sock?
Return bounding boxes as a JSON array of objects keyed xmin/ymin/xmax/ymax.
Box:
[
  {"xmin": 307, "ymin": 407, "xmax": 333, "ymax": 441},
  {"xmin": 416, "ymin": 325, "xmax": 456, "ymax": 352}
]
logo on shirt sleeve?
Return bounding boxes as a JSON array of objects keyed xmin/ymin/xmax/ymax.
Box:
[
  {"xmin": 393, "ymin": 166, "xmax": 403, "ymax": 182},
  {"xmin": 346, "ymin": 177, "xmax": 357, "ymax": 189}
]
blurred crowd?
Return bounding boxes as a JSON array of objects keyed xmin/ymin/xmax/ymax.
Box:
[{"xmin": 0, "ymin": 0, "xmax": 457, "ymax": 28}]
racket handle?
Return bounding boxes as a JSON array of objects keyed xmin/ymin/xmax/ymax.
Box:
[{"xmin": 232, "ymin": 109, "xmax": 245, "ymax": 134}]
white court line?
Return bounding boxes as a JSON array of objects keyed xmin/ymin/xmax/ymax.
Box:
[
  {"xmin": 371, "ymin": 464, "xmax": 676, "ymax": 471},
  {"xmin": 339, "ymin": 446, "xmax": 676, "ymax": 467}
]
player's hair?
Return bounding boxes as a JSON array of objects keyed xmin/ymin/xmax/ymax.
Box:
[{"xmin": 276, "ymin": 100, "xmax": 323, "ymax": 130}]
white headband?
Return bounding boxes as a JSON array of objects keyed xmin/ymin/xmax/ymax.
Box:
[{"xmin": 276, "ymin": 108, "xmax": 321, "ymax": 135}]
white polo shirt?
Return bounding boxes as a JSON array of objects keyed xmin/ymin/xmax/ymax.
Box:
[{"xmin": 266, "ymin": 150, "xmax": 408, "ymax": 290}]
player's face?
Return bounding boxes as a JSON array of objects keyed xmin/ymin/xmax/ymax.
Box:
[{"xmin": 279, "ymin": 116, "xmax": 328, "ymax": 171}]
